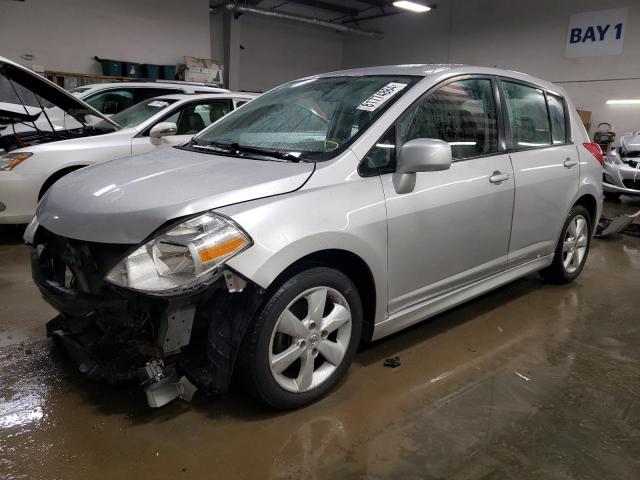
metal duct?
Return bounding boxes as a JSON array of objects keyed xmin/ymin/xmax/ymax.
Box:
[{"xmin": 224, "ymin": 3, "xmax": 384, "ymax": 38}]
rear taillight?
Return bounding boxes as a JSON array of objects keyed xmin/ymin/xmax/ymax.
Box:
[{"xmin": 583, "ymin": 142, "xmax": 604, "ymax": 167}]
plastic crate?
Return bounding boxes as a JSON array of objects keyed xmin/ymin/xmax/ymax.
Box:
[
  {"xmin": 160, "ymin": 65, "xmax": 176, "ymax": 80},
  {"xmin": 95, "ymin": 57, "xmax": 122, "ymax": 76},
  {"xmin": 123, "ymin": 62, "xmax": 141, "ymax": 78},
  {"xmin": 141, "ymin": 64, "xmax": 160, "ymax": 79}
]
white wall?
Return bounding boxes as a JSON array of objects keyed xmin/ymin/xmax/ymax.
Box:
[
  {"xmin": 0, "ymin": 0, "xmax": 211, "ymax": 74},
  {"xmin": 341, "ymin": 2, "xmax": 452, "ymax": 69},
  {"xmin": 233, "ymin": 13, "xmax": 343, "ymax": 92},
  {"xmin": 447, "ymin": 0, "xmax": 640, "ymax": 139},
  {"xmin": 341, "ymin": 0, "xmax": 640, "ymax": 142}
]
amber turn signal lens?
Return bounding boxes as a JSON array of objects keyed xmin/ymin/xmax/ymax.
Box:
[{"xmin": 198, "ymin": 236, "xmax": 247, "ymax": 264}]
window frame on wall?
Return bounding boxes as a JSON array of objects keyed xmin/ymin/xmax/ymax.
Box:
[{"xmin": 496, "ymin": 77, "xmax": 573, "ymax": 153}]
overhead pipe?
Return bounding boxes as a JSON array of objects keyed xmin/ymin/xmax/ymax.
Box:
[{"xmin": 223, "ymin": 3, "xmax": 384, "ymax": 38}]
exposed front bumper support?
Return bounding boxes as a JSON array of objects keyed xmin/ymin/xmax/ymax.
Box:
[{"xmin": 603, "ymin": 181, "xmax": 640, "ymax": 196}]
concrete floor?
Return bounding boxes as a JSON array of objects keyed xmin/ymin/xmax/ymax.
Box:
[{"xmin": 1, "ymin": 199, "xmax": 640, "ymax": 480}]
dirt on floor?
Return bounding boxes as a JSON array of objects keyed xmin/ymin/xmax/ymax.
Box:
[{"xmin": 1, "ymin": 200, "xmax": 640, "ymax": 480}]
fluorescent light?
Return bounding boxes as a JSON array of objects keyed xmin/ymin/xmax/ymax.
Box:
[
  {"xmin": 448, "ymin": 141, "xmax": 476, "ymax": 146},
  {"xmin": 606, "ymin": 99, "xmax": 640, "ymax": 105},
  {"xmin": 393, "ymin": 1, "xmax": 431, "ymax": 13}
]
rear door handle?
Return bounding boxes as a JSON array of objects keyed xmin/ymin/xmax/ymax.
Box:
[
  {"xmin": 489, "ymin": 171, "xmax": 510, "ymax": 184},
  {"xmin": 564, "ymin": 158, "xmax": 578, "ymax": 168}
]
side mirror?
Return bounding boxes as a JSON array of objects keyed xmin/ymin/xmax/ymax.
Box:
[
  {"xmin": 393, "ymin": 138, "xmax": 452, "ymax": 194},
  {"xmin": 149, "ymin": 122, "xmax": 177, "ymax": 139}
]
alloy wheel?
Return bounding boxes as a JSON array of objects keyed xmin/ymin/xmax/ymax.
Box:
[
  {"xmin": 268, "ymin": 286, "xmax": 352, "ymax": 393},
  {"xmin": 562, "ymin": 214, "xmax": 588, "ymax": 274}
]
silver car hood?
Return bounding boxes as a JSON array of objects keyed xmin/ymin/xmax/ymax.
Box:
[
  {"xmin": 36, "ymin": 147, "xmax": 315, "ymax": 244},
  {"xmin": 620, "ymin": 133, "xmax": 640, "ymax": 154}
]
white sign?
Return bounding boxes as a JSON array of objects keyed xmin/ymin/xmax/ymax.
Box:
[
  {"xmin": 565, "ymin": 8, "xmax": 627, "ymax": 58},
  {"xmin": 357, "ymin": 82, "xmax": 408, "ymax": 112}
]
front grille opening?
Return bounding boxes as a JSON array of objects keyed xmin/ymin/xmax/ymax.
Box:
[{"xmin": 622, "ymin": 179, "xmax": 640, "ymax": 190}]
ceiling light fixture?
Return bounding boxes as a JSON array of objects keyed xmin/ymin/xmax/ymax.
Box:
[
  {"xmin": 606, "ymin": 99, "xmax": 640, "ymax": 105},
  {"xmin": 393, "ymin": 1, "xmax": 432, "ymax": 13}
]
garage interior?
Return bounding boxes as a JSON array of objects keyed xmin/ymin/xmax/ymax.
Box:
[{"xmin": 1, "ymin": 0, "xmax": 640, "ymax": 479}]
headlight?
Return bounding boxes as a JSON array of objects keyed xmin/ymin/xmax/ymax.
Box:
[
  {"xmin": 105, "ymin": 213, "xmax": 251, "ymax": 294},
  {"xmin": 0, "ymin": 152, "xmax": 32, "ymax": 171},
  {"xmin": 606, "ymin": 149, "xmax": 622, "ymax": 165}
]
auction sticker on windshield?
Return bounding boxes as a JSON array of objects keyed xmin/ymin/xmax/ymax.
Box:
[
  {"xmin": 356, "ymin": 82, "xmax": 408, "ymax": 112},
  {"xmin": 148, "ymin": 101, "xmax": 170, "ymax": 108}
]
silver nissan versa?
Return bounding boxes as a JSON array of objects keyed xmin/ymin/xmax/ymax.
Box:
[{"xmin": 25, "ymin": 65, "xmax": 603, "ymax": 410}]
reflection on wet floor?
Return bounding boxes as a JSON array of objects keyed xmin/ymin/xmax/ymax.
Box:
[{"xmin": 1, "ymin": 203, "xmax": 640, "ymax": 479}]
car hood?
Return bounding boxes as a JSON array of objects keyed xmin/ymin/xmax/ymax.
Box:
[
  {"xmin": 0, "ymin": 56, "xmax": 117, "ymax": 127},
  {"xmin": 36, "ymin": 147, "xmax": 315, "ymax": 244},
  {"xmin": 620, "ymin": 133, "xmax": 640, "ymax": 155}
]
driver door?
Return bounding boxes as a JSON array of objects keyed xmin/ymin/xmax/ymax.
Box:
[
  {"xmin": 378, "ymin": 77, "xmax": 515, "ymax": 314},
  {"xmin": 130, "ymin": 99, "xmax": 233, "ymax": 155}
]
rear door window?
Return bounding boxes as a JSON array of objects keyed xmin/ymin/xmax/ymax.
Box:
[
  {"xmin": 546, "ymin": 93, "xmax": 567, "ymax": 144},
  {"xmin": 501, "ymin": 81, "xmax": 551, "ymax": 149}
]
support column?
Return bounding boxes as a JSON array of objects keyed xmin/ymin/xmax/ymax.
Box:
[{"xmin": 223, "ymin": 10, "xmax": 241, "ymax": 90}]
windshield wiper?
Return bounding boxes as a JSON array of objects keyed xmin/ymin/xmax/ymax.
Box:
[{"xmin": 192, "ymin": 141, "xmax": 302, "ymax": 162}]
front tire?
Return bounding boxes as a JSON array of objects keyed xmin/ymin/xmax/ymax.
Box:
[
  {"xmin": 540, "ymin": 205, "xmax": 592, "ymax": 284},
  {"xmin": 237, "ymin": 267, "xmax": 362, "ymax": 410}
]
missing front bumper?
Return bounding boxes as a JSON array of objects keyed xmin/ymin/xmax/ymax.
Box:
[{"xmin": 31, "ymin": 232, "xmax": 264, "ymax": 407}]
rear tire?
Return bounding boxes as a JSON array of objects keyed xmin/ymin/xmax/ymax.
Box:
[
  {"xmin": 237, "ymin": 267, "xmax": 362, "ymax": 410},
  {"xmin": 540, "ymin": 205, "xmax": 592, "ymax": 284}
]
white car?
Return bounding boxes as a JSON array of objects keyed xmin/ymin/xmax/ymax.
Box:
[
  {"xmin": 0, "ymin": 92, "xmax": 256, "ymax": 224},
  {"xmin": 11, "ymin": 81, "xmax": 232, "ymax": 134},
  {"xmin": 69, "ymin": 81, "xmax": 230, "ymax": 116}
]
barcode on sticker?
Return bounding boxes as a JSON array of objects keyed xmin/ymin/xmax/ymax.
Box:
[{"xmin": 356, "ymin": 82, "xmax": 408, "ymax": 112}]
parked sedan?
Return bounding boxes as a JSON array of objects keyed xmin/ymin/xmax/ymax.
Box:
[
  {"xmin": 0, "ymin": 92, "xmax": 255, "ymax": 223},
  {"xmin": 603, "ymin": 131, "xmax": 640, "ymax": 198},
  {"xmin": 27, "ymin": 65, "xmax": 603, "ymax": 410},
  {"xmin": 69, "ymin": 81, "xmax": 229, "ymax": 116}
]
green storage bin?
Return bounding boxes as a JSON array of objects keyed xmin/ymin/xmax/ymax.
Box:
[
  {"xmin": 141, "ymin": 64, "xmax": 160, "ymax": 79},
  {"xmin": 123, "ymin": 62, "xmax": 141, "ymax": 78},
  {"xmin": 95, "ymin": 57, "xmax": 122, "ymax": 76},
  {"xmin": 160, "ymin": 65, "xmax": 176, "ymax": 80}
]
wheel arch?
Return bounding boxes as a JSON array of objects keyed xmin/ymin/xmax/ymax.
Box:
[
  {"xmin": 38, "ymin": 165, "xmax": 88, "ymax": 200},
  {"xmin": 263, "ymin": 249, "xmax": 377, "ymax": 343},
  {"xmin": 574, "ymin": 193, "xmax": 599, "ymax": 233}
]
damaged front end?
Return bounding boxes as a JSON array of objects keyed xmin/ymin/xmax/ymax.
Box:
[
  {"xmin": 30, "ymin": 226, "xmax": 264, "ymax": 408},
  {"xmin": 604, "ymin": 133, "xmax": 640, "ymax": 196}
]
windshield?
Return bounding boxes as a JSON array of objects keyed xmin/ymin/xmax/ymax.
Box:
[
  {"xmin": 193, "ymin": 75, "xmax": 419, "ymax": 161},
  {"xmin": 96, "ymin": 97, "xmax": 178, "ymax": 129}
]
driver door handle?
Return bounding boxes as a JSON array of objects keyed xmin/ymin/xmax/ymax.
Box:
[
  {"xmin": 564, "ymin": 158, "xmax": 578, "ymax": 168},
  {"xmin": 489, "ymin": 171, "xmax": 510, "ymax": 184}
]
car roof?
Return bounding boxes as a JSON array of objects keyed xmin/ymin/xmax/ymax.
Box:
[
  {"xmin": 310, "ymin": 64, "xmax": 564, "ymax": 95},
  {"xmin": 76, "ymin": 82, "xmax": 229, "ymax": 93},
  {"xmin": 149, "ymin": 92, "xmax": 258, "ymax": 102}
]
